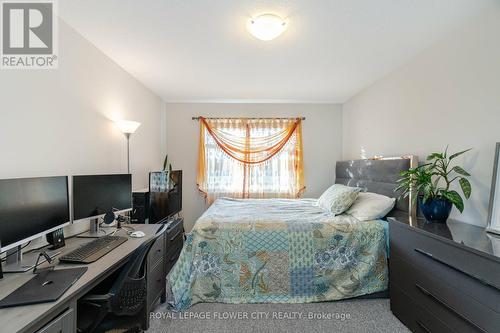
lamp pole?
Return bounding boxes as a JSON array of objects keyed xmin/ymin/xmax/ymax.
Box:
[{"xmin": 125, "ymin": 133, "xmax": 131, "ymax": 174}]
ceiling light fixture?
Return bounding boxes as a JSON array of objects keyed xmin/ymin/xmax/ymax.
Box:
[{"xmin": 248, "ymin": 14, "xmax": 287, "ymax": 41}]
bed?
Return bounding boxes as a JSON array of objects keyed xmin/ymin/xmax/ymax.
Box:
[{"xmin": 169, "ymin": 157, "xmax": 415, "ymax": 310}]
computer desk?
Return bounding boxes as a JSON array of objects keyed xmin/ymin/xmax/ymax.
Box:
[{"xmin": 0, "ymin": 224, "xmax": 166, "ymax": 333}]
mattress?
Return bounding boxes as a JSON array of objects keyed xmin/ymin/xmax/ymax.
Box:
[{"xmin": 169, "ymin": 198, "xmax": 388, "ymax": 310}]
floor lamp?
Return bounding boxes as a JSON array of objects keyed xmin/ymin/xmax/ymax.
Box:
[{"xmin": 116, "ymin": 120, "xmax": 141, "ymax": 173}]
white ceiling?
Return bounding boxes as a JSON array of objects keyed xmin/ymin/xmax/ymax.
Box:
[{"xmin": 59, "ymin": 0, "xmax": 496, "ymax": 103}]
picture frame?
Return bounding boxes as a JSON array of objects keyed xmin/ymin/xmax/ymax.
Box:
[{"xmin": 487, "ymin": 142, "xmax": 500, "ymax": 235}]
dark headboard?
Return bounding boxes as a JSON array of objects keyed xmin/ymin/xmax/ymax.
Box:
[{"xmin": 335, "ymin": 157, "xmax": 418, "ymax": 217}]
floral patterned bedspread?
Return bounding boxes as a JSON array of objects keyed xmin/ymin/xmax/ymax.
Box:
[{"xmin": 169, "ymin": 198, "xmax": 388, "ymax": 310}]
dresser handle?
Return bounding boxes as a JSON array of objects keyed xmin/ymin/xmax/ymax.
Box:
[
  {"xmin": 413, "ymin": 248, "xmax": 494, "ymax": 290},
  {"xmin": 415, "ymin": 284, "xmax": 486, "ymax": 333},
  {"xmin": 166, "ymin": 219, "xmax": 180, "ymax": 230},
  {"xmin": 416, "ymin": 320, "xmax": 431, "ymax": 333},
  {"xmin": 169, "ymin": 246, "xmax": 182, "ymax": 261},
  {"xmin": 169, "ymin": 229, "xmax": 182, "ymax": 241},
  {"xmin": 414, "ymin": 248, "xmax": 433, "ymax": 258}
]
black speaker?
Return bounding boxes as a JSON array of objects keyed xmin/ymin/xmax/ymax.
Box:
[
  {"xmin": 103, "ymin": 212, "xmax": 115, "ymax": 225},
  {"xmin": 46, "ymin": 228, "xmax": 65, "ymax": 250}
]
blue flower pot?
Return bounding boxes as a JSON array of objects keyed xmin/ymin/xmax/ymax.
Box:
[{"xmin": 419, "ymin": 198, "xmax": 453, "ymax": 223}]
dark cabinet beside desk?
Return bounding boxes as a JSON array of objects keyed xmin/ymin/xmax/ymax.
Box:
[
  {"xmin": 164, "ymin": 217, "xmax": 184, "ymax": 275},
  {"xmin": 146, "ymin": 230, "xmax": 166, "ymax": 320},
  {"xmin": 147, "ymin": 217, "xmax": 184, "ymax": 314},
  {"xmin": 388, "ymin": 217, "xmax": 500, "ymax": 333}
]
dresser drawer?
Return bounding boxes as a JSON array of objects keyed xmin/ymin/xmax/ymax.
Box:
[
  {"xmin": 390, "ymin": 221, "xmax": 500, "ymax": 297},
  {"xmin": 166, "ymin": 232, "xmax": 183, "ymax": 257},
  {"xmin": 165, "ymin": 218, "xmax": 184, "ymax": 248},
  {"xmin": 147, "ymin": 261, "xmax": 165, "ymax": 310},
  {"xmin": 166, "ymin": 238, "xmax": 183, "ymax": 273},
  {"xmin": 391, "ymin": 254, "xmax": 499, "ymax": 332},
  {"xmin": 36, "ymin": 308, "xmax": 75, "ymax": 333},
  {"xmin": 148, "ymin": 235, "xmax": 165, "ymax": 268},
  {"xmin": 391, "ymin": 284, "xmax": 454, "ymax": 333}
]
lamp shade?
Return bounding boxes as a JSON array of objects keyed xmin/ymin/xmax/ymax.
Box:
[{"xmin": 116, "ymin": 120, "xmax": 141, "ymax": 134}]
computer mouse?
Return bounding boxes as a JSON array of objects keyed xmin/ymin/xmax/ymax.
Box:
[{"xmin": 130, "ymin": 231, "xmax": 145, "ymax": 238}]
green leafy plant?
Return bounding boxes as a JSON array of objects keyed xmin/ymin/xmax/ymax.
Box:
[
  {"xmin": 162, "ymin": 154, "xmax": 177, "ymax": 184},
  {"xmin": 163, "ymin": 154, "xmax": 173, "ymax": 172},
  {"xmin": 396, "ymin": 147, "xmax": 472, "ymax": 213}
]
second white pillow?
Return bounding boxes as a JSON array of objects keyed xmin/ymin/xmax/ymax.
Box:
[{"xmin": 346, "ymin": 192, "xmax": 396, "ymax": 221}]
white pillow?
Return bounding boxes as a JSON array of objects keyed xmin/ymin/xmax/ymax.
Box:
[
  {"xmin": 317, "ymin": 184, "xmax": 361, "ymax": 215},
  {"xmin": 346, "ymin": 192, "xmax": 396, "ymax": 221}
]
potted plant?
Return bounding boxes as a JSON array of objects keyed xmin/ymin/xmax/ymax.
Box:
[
  {"xmin": 396, "ymin": 147, "xmax": 472, "ymax": 223},
  {"xmin": 161, "ymin": 154, "xmax": 179, "ymax": 187},
  {"xmin": 163, "ymin": 154, "xmax": 173, "ymax": 173}
]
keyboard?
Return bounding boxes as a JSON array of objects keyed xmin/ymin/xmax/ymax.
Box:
[{"xmin": 59, "ymin": 235, "xmax": 128, "ymax": 264}]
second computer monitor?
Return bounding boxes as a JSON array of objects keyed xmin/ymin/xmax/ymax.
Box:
[{"xmin": 72, "ymin": 174, "xmax": 132, "ymax": 222}]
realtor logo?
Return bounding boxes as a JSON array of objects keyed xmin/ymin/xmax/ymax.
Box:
[{"xmin": 1, "ymin": 0, "xmax": 58, "ymax": 69}]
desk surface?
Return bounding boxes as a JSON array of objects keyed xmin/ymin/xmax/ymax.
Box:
[{"xmin": 0, "ymin": 224, "xmax": 162, "ymax": 333}]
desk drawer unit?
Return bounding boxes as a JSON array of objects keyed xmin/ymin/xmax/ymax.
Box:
[
  {"xmin": 148, "ymin": 234, "xmax": 165, "ymax": 268},
  {"xmin": 165, "ymin": 218, "xmax": 184, "ymax": 248},
  {"xmin": 147, "ymin": 235, "xmax": 166, "ymax": 311},
  {"xmin": 165, "ymin": 218, "xmax": 184, "ymax": 275},
  {"xmin": 389, "ymin": 220, "xmax": 500, "ymax": 333},
  {"xmin": 147, "ymin": 260, "xmax": 165, "ymax": 310},
  {"xmin": 36, "ymin": 308, "xmax": 75, "ymax": 333},
  {"xmin": 166, "ymin": 236, "xmax": 183, "ymax": 274}
]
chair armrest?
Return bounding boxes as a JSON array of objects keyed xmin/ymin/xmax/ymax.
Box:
[{"xmin": 81, "ymin": 293, "xmax": 113, "ymax": 303}]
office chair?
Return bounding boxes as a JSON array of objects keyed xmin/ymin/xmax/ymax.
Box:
[{"xmin": 77, "ymin": 225, "xmax": 166, "ymax": 333}]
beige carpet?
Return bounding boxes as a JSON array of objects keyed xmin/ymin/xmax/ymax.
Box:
[{"xmin": 147, "ymin": 299, "xmax": 410, "ymax": 333}]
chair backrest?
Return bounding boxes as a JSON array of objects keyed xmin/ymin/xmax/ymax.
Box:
[{"xmin": 110, "ymin": 225, "xmax": 167, "ymax": 296}]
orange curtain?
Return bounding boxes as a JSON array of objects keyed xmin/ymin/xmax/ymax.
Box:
[{"xmin": 197, "ymin": 117, "xmax": 304, "ymax": 203}]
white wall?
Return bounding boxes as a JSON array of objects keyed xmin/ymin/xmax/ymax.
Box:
[
  {"xmin": 164, "ymin": 103, "xmax": 343, "ymax": 231},
  {"xmin": 342, "ymin": 7, "xmax": 500, "ymax": 226},
  {"xmin": 0, "ymin": 20, "xmax": 164, "ymax": 238}
]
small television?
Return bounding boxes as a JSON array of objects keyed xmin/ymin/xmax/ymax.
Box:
[{"xmin": 149, "ymin": 170, "xmax": 182, "ymax": 223}]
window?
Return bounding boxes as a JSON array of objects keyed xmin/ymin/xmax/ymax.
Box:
[{"xmin": 197, "ymin": 117, "xmax": 304, "ymax": 203}]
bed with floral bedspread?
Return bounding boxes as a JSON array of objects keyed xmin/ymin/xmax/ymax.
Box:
[{"xmin": 169, "ymin": 198, "xmax": 388, "ymax": 310}]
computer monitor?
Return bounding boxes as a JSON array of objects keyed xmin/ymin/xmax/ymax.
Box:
[
  {"xmin": 0, "ymin": 176, "xmax": 70, "ymax": 272},
  {"xmin": 149, "ymin": 170, "xmax": 182, "ymax": 223},
  {"xmin": 72, "ymin": 174, "xmax": 132, "ymax": 237}
]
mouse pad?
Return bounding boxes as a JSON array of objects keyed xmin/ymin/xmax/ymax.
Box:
[{"xmin": 0, "ymin": 267, "xmax": 87, "ymax": 308}]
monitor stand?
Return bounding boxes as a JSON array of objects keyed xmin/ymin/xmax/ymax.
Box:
[
  {"xmin": 2, "ymin": 246, "xmax": 60, "ymax": 273},
  {"xmin": 77, "ymin": 218, "xmax": 112, "ymax": 238}
]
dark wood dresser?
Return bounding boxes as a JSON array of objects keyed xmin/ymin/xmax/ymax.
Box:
[
  {"xmin": 388, "ymin": 217, "xmax": 500, "ymax": 333},
  {"xmin": 164, "ymin": 217, "xmax": 184, "ymax": 276},
  {"xmin": 146, "ymin": 217, "xmax": 184, "ymax": 316}
]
